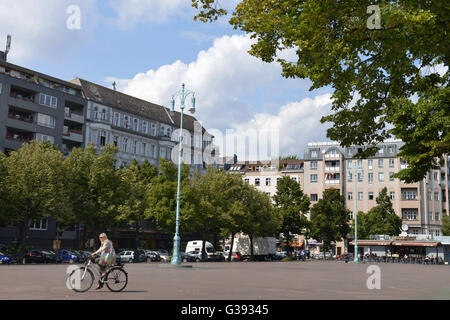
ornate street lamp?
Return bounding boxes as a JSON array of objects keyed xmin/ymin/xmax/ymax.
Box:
[
  {"xmin": 170, "ymin": 83, "xmax": 195, "ymax": 265},
  {"xmin": 353, "ymin": 161, "xmax": 363, "ymax": 262}
]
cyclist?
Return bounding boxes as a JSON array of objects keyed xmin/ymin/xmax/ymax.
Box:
[{"xmin": 91, "ymin": 233, "xmax": 116, "ymax": 289}]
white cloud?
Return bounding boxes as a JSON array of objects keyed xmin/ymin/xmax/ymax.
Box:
[
  {"xmin": 225, "ymin": 94, "xmax": 333, "ymax": 160},
  {"xmin": 108, "ymin": 0, "xmax": 191, "ymax": 27},
  {"xmin": 0, "ymin": 0, "xmax": 99, "ymax": 64},
  {"xmin": 107, "ymin": 34, "xmax": 331, "ymax": 160},
  {"xmin": 108, "ymin": 34, "xmax": 310, "ymax": 127}
]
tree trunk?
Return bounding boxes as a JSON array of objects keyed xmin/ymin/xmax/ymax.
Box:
[
  {"xmin": 228, "ymin": 233, "xmax": 235, "ymax": 262},
  {"xmin": 18, "ymin": 220, "xmax": 28, "ymax": 264},
  {"xmin": 202, "ymin": 237, "xmax": 207, "ymax": 261},
  {"xmin": 285, "ymin": 231, "xmax": 290, "ymax": 257},
  {"xmin": 249, "ymin": 234, "xmax": 254, "ymax": 261}
]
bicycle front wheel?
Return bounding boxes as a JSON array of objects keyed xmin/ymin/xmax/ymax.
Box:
[
  {"xmin": 68, "ymin": 267, "xmax": 94, "ymax": 292},
  {"xmin": 105, "ymin": 267, "xmax": 128, "ymax": 292}
]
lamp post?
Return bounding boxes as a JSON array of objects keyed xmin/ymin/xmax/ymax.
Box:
[
  {"xmin": 353, "ymin": 161, "xmax": 363, "ymax": 262},
  {"xmin": 170, "ymin": 83, "xmax": 196, "ymax": 265}
]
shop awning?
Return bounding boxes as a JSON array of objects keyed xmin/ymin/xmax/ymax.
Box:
[
  {"xmin": 391, "ymin": 241, "xmax": 441, "ymax": 247},
  {"xmin": 349, "ymin": 240, "xmax": 392, "ymax": 246}
]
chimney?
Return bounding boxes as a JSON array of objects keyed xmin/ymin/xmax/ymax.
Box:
[{"xmin": 0, "ymin": 51, "xmax": 5, "ymax": 62}]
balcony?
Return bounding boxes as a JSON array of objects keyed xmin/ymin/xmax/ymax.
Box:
[
  {"xmin": 325, "ymin": 153, "xmax": 339, "ymax": 159},
  {"xmin": 65, "ymin": 108, "xmax": 84, "ymax": 124},
  {"xmin": 325, "ymin": 180, "xmax": 340, "ymax": 185},
  {"xmin": 6, "ymin": 129, "xmax": 34, "ymax": 143},
  {"xmin": 9, "ymin": 88, "xmax": 36, "ymax": 103},
  {"xmin": 63, "ymin": 126, "xmax": 83, "ymax": 143},
  {"xmin": 8, "ymin": 109, "xmax": 34, "ymax": 124},
  {"xmin": 325, "ymin": 166, "xmax": 340, "ymax": 172}
]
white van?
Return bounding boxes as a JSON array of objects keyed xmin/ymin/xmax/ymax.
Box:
[{"xmin": 185, "ymin": 240, "xmax": 215, "ymax": 254}]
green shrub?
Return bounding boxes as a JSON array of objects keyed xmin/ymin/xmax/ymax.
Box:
[{"xmin": 282, "ymin": 257, "xmax": 294, "ymax": 261}]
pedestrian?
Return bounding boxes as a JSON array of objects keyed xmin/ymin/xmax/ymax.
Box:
[{"xmin": 300, "ymin": 250, "xmax": 305, "ymax": 262}]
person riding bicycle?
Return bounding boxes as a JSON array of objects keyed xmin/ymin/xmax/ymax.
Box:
[{"xmin": 91, "ymin": 233, "xmax": 116, "ymax": 289}]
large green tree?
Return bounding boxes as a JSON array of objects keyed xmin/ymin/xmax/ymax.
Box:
[
  {"xmin": 442, "ymin": 214, "xmax": 450, "ymax": 236},
  {"xmin": 310, "ymin": 188, "xmax": 351, "ymax": 258},
  {"xmin": 2, "ymin": 141, "xmax": 69, "ymax": 259},
  {"xmin": 351, "ymin": 187, "xmax": 403, "ymax": 239},
  {"xmin": 192, "ymin": 0, "xmax": 449, "ymax": 182},
  {"xmin": 0, "ymin": 151, "xmax": 8, "ymax": 226},
  {"xmin": 117, "ymin": 159, "xmax": 158, "ymax": 250},
  {"xmin": 272, "ymin": 176, "xmax": 310, "ymax": 256},
  {"xmin": 64, "ymin": 143, "xmax": 123, "ymax": 248},
  {"xmin": 240, "ymin": 183, "xmax": 279, "ymax": 261}
]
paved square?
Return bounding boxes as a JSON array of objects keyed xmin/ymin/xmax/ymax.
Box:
[{"xmin": 0, "ymin": 261, "xmax": 449, "ymax": 300}]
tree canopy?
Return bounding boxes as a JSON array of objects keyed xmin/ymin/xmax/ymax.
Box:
[{"xmin": 192, "ymin": 0, "xmax": 449, "ymax": 182}]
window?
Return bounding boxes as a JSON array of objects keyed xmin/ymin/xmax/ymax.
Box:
[
  {"xmin": 166, "ymin": 127, "xmax": 171, "ymax": 137},
  {"xmin": 389, "ymin": 172, "xmax": 395, "ymax": 181},
  {"xmin": 357, "ymin": 159, "xmax": 362, "ymax": 168},
  {"xmin": 142, "ymin": 143, "xmax": 147, "ymax": 156},
  {"xmin": 37, "ymin": 113, "xmax": 56, "ymax": 128},
  {"xmin": 142, "ymin": 121, "xmax": 148, "ymax": 134},
  {"xmin": 348, "ymin": 160, "xmax": 353, "ymax": 168},
  {"xmin": 348, "ymin": 192, "xmax": 353, "ymax": 200},
  {"xmin": 310, "ymin": 174, "xmax": 318, "ymax": 183},
  {"xmin": 310, "ymin": 161, "xmax": 318, "ymax": 170},
  {"xmin": 122, "ymin": 138, "xmax": 128, "ymax": 152},
  {"xmin": 388, "ymin": 146, "xmax": 394, "ymax": 154},
  {"xmin": 35, "ymin": 133, "xmax": 54, "ymax": 144},
  {"xmin": 390, "ymin": 192, "xmax": 395, "ymax": 200},
  {"xmin": 369, "ymin": 192, "xmax": 374, "ymax": 200},
  {"xmin": 435, "ymin": 212, "xmax": 440, "ymax": 221},
  {"xmin": 291, "ymin": 177, "xmax": 297, "ymax": 182},
  {"xmin": 133, "ymin": 119, "xmax": 139, "ymax": 131},
  {"xmin": 266, "ymin": 178, "xmax": 271, "ymax": 186},
  {"xmin": 347, "ymin": 173, "xmax": 352, "ymax": 182},
  {"xmin": 151, "ymin": 123, "xmax": 156, "ymax": 136},
  {"xmin": 112, "ymin": 136, "xmax": 118, "ymax": 147},
  {"xmin": 113, "ymin": 113, "xmax": 120, "ymax": 126},
  {"xmin": 29, "ymin": 218, "xmax": 48, "ymax": 230},
  {"xmin": 358, "ymin": 192, "xmax": 363, "ymax": 200},
  {"xmin": 428, "ymin": 191, "xmax": 432, "ymax": 200},
  {"xmin": 402, "ymin": 189, "xmax": 417, "ymax": 200},
  {"xmin": 402, "ymin": 209, "xmax": 418, "ymax": 221},
  {"xmin": 433, "ymin": 172, "xmax": 438, "ymax": 181},
  {"xmin": 99, "ymin": 131, "xmax": 107, "ymax": 146},
  {"xmin": 276, "ymin": 177, "xmax": 281, "ymax": 184},
  {"xmin": 266, "ymin": 192, "xmax": 271, "ymax": 197},
  {"xmin": 358, "ymin": 172, "xmax": 363, "ymax": 182},
  {"xmin": 122, "ymin": 116, "xmax": 129, "ymax": 129},
  {"xmin": 349, "ymin": 211, "xmax": 353, "ymax": 220},
  {"xmin": 368, "ymin": 172, "xmax": 373, "ymax": 183},
  {"xmin": 152, "ymin": 145, "xmax": 157, "ymax": 158},
  {"xmin": 378, "ymin": 173, "xmax": 384, "ymax": 182},
  {"xmin": 389, "ymin": 159, "xmax": 395, "ymax": 168},
  {"xmin": 39, "ymin": 93, "xmax": 57, "ymax": 108},
  {"xmin": 132, "ymin": 140, "xmax": 137, "ymax": 154},
  {"xmin": 244, "ymin": 178, "xmax": 249, "ymax": 184},
  {"xmin": 435, "ymin": 230, "xmax": 440, "ymax": 237},
  {"xmin": 310, "ymin": 194, "xmax": 318, "ymax": 202},
  {"xmin": 255, "ymin": 178, "xmax": 260, "ymax": 186},
  {"xmin": 378, "ymin": 148, "xmax": 384, "ymax": 155},
  {"xmin": 434, "ymin": 192, "xmax": 439, "ymax": 201},
  {"xmin": 378, "ymin": 159, "xmax": 384, "ymax": 168},
  {"xmin": 160, "ymin": 147, "xmax": 166, "ymax": 159},
  {"xmin": 368, "ymin": 159, "xmax": 373, "ymax": 170},
  {"xmin": 311, "ymin": 150, "xmax": 318, "ymax": 158}
]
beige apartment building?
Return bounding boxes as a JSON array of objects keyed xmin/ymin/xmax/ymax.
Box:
[{"xmin": 303, "ymin": 140, "xmax": 449, "ymax": 256}]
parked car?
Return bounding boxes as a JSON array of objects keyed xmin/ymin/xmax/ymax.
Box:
[
  {"xmin": 0, "ymin": 251, "xmax": 18, "ymax": 264},
  {"xmin": 180, "ymin": 252, "xmax": 196, "ymax": 262},
  {"xmin": 336, "ymin": 253, "xmax": 353, "ymax": 261},
  {"xmin": 274, "ymin": 251, "xmax": 287, "ymax": 260},
  {"xmin": 41, "ymin": 250, "xmax": 62, "ymax": 263},
  {"xmin": 222, "ymin": 251, "xmax": 243, "ymax": 261},
  {"xmin": 157, "ymin": 249, "xmax": 169, "ymax": 262},
  {"xmin": 24, "ymin": 250, "xmax": 45, "ymax": 264},
  {"xmin": 144, "ymin": 250, "xmax": 161, "ymax": 262},
  {"xmin": 134, "ymin": 249, "xmax": 148, "ymax": 262},
  {"xmin": 117, "ymin": 251, "xmax": 134, "ymax": 263},
  {"xmin": 71, "ymin": 250, "xmax": 87, "ymax": 263},
  {"xmin": 186, "ymin": 250, "xmax": 205, "ymax": 262},
  {"xmin": 313, "ymin": 252, "xmax": 332, "ymax": 260},
  {"xmin": 55, "ymin": 249, "xmax": 81, "ymax": 263}
]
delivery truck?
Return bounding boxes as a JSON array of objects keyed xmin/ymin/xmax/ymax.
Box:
[{"xmin": 224, "ymin": 236, "xmax": 277, "ymax": 261}]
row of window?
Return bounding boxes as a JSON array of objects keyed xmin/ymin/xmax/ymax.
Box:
[
  {"xmin": 309, "ymin": 159, "xmax": 397, "ymax": 170},
  {"xmin": 244, "ymin": 176, "xmax": 300, "ymax": 187}
]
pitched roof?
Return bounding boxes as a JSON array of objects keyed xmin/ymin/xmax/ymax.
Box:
[{"xmin": 72, "ymin": 78, "xmax": 202, "ymax": 133}]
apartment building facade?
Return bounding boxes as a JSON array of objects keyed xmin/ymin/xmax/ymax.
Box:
[
  {"xmin": 303, "ymin": 140, "xmax": 449, "ymax": 255},
  {"xmin": 0, "ymin": 59, "xmax": 87, "ymax": 248},
  {"xmin": 72, "ymin": 78, "xmax": 215, "ymax": 171}
]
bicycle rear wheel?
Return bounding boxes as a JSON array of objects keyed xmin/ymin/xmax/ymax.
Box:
[
  {"xmin": 68, "ymin": 267, "xmax": 94, "ymax": 292},
  {"xmin": 105, "ymin": 267, "xmax": 128, "ymax": 292}
]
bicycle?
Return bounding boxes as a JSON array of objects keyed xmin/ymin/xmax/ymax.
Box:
[{"xmin": 67, "ymin": 255, "xmax": 128, "ymax": 293}]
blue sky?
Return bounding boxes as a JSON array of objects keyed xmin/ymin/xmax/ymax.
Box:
[{"xmin": 0, "ymin": 0, "xmax": 334, "ymax": 159}]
